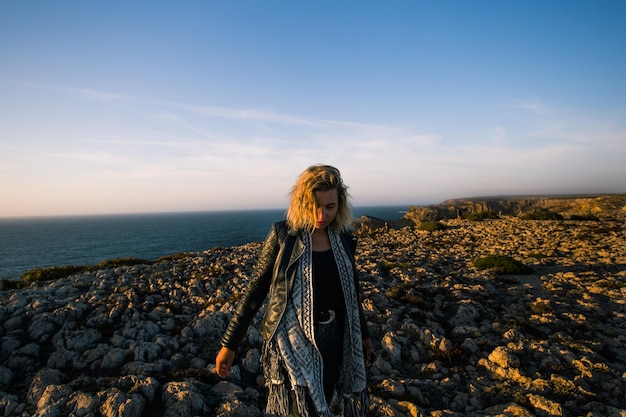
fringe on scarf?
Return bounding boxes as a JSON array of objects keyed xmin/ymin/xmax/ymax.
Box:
[
  {"xmin": 343, "ymin": 390, "xmax": 370, "ymax": 417},
  {"xmin": 266, "ymin": 382, "xmax": 290, "ymax": 416},
  {"xmin": 264, "ymin": 343, "xmax": 290, "ymax": 416},
  {"xmin": 294, "ymin": 386, "xmax": 309, "ymax": 416}
]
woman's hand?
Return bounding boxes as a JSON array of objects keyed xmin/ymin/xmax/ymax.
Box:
[
  {"xmin": 216, "ymin": 346, "xmax": 236, "ymax": 378},
  {"xmin": 362, "ymin": 338, "xmax": 374, "ymax": 366}
]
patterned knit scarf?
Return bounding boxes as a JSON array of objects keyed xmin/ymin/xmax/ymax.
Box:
[{"xmin": 263, "ymin": 230, "xmax": 368, "ymax": 417}]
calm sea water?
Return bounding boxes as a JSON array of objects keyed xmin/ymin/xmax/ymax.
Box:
[{"xmin": 0, "ymin": 206, "xmax": 407, "ymax": 280}]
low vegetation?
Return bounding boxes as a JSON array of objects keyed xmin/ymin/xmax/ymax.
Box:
[
  {"xmin": 379, "ymin": 260, "xmax": 411, "ymax": 276},
  {"xmin": 20, "ymin": 265, "xmax": 87, "ymax": 286},
  {"xmin": 464, "ymin": 211, "xmax": 499, "ymax": 221},
  {"xmin": 17, "ymin": 257, "xmax": 155, "ymax": 288},
  {"xmin": 94, "ymin": 257, "xmax": 153, "ymax": 269},
  {"xmin": 569, "ymin": 214, "xmax": 599, "ymax": 221},
  {"xmin": 473, "ymin": 254, "xmax": 533, "ymax": 275},
  {"xmin": 519, "ymin": 211, "xmax": 564, "ymax": 220},
  {"xmin": 385, "ymin": 283, "xmax": 425, "ymax": 305},
  {"xmin": 417, "ymin": 221, "xmax": 446, "ymax": 231}
]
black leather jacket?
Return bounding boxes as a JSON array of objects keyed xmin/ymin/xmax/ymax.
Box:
[{"xmin": 220, "ymin": 220, "xmax": 369, "ymax": 350}]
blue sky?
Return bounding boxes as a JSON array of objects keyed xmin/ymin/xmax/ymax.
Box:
[{"xmin": 1, "ymin": 1, "xmax": 625, "ymax": 217}]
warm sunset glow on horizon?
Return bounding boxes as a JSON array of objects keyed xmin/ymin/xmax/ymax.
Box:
[{"xmin": 1, "ymin": 1, "xmax": 625, "ymax": 218}]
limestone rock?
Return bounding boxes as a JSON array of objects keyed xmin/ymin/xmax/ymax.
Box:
[
  {"xmin": 1, "ymin": 208, "xmax": 625, "ymax": 416},
  {"xmin": 162, "ymin": 381, "xmax": 208, "ymax": 417}
]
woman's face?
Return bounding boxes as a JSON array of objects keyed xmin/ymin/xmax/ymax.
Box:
[{"xmin": 314, "ymin": 188, "xmax": 339, "ymax": 230}]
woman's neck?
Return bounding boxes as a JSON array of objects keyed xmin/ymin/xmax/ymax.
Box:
[{"xmin": 311, "ymin": 227, "xmax": 331, "ymax": 252}]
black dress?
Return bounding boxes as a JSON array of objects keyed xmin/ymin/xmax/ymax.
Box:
[{"xmin": 312, "ymin": 249, "xmax": 346, "ymax": 404}]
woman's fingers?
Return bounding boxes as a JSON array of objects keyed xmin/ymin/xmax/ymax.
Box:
[{"xmin": 216, "ymin": 347, "xmax": 236, "ymax": 378}]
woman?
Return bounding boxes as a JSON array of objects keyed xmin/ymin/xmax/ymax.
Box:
[{"xmin": 216, "ymin": 164, "xmax": 374, "ymax": 417}]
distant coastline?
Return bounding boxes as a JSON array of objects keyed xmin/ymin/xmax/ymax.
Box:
[
  {"xmin": 3, "ymin": 194, "xmax": 624, "ymax": 281},
  {"xmin": 0, "ymin": 206, "xmax": 408, "ymax": 280},
  {"xmin": 439, "ymin": 192, "xmax": 626, "ymax": 204}
]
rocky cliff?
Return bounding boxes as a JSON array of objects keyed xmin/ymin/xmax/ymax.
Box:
[
  {"xmin": 403, "ymin": 194, "xmax": 626, "ymax": 223},
  {"xmin": 1, "ymin": 204, "xmax": 625, "ymax": 416}
]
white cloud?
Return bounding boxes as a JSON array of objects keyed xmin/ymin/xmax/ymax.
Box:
[
  {"xmin": 1, "ymin": 82, "xmax": 625, "ymax": 217},
  {"xmin": 507, "ymin": 100, "xmax": 552, "ymax": 115},
  {"xmin": 169, "ymin": 103, "xmax": 325, "ymax": 126},
  {"xmin": 78, "ymin": 88, "xmax": 121, "ymax": 102},
  {"xmin": 10, "ymin": 80, "xmax": 123, "ymax": 102}
]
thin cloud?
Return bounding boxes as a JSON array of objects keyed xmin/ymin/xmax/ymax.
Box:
[
  {"xmin": 151, "ymin": 98, "xmax": 387, "ymax": 129},
  {"xmin": 11, "ymin": 80, "xmax": 388, "ymax": 131},
  {"xmin": 507, "ymin": 100, "xmax": 552, "ymax": 115},
  {"xmin": 152, "ymin": 113, "xmax": 218, "ymax": 139},
  {"xmin": 78, "ymin": 88, "xmax": 121, "ymax": 102},
  {"xmin": 49, "ymin": 150, "xmax": 137, "ymax": 167},
  {"xmin": 10, "ymin": 80, "xmax": 123, "ymax": 102},
  {"xmin": 88, "ymin": 138, "xmax": 197, "ymax": 147},
  {"xmin": 528, "ymin": 117, "xmax": 626, "ymax": 148},
  {"xmin": 170, "ymin": 103, "xmax": 323, "ymax": 126}
]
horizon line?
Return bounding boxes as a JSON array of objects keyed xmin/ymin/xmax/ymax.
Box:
[{"xmin": 2, "ymin": 192, "xmax": 624, "ymax": 220}]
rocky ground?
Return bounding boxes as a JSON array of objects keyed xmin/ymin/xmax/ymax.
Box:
[{"xmin": 1, "ymin": 215, "xmax": 625, "ymax": 416}]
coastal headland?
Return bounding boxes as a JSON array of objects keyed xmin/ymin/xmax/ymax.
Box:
[{"xmin": 1, "ymin": 195, "xmax": 625, "ymax": 416}]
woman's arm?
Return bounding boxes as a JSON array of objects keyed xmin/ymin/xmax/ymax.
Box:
[{"xmin": 218, "ymin": 223, "xmax": 281, "ymax": 363}]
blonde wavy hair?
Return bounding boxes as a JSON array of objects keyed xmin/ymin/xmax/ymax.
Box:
[{"xmin": 286, "ymin": 164, "xmax": 352, "ymax": 233}]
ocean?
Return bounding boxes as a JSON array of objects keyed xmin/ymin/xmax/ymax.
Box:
[{"xmin": 0, "ymin": 206, "xmax": 408, "ymax": 280}]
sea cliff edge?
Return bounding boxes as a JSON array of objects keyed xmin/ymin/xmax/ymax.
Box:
[{"xmin": 1, "ymin": 195, "xmax": 625, "ymax": 416}]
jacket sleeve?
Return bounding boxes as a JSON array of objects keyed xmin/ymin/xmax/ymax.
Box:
[{"xmin": 220, "ymin": 223, "xmax": 280, "ymax": 350}]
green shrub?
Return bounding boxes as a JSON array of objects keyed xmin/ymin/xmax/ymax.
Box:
[
  {"xmin": 1, "ymin": 278, "xmax": 20, "ymax": 290},
  {"xmin": 20, "ymin": 265, "xmax": 86, "ymax": 286},
  {"xmin": 158, "ymin": 253, "xmax": 191, "ymax": 262},
  {"xmin": 385, "ymin": 283, "xmax": 424, "ymax": 305},
  {"xmin": 95, "ymin": 257, "xmax": 152, "ymax": 268},
  {"xmin": 379, "ymin": 260, "xmax": 411, "ymax": 276},
  {"xmin": 464, "ymin": 211, "xmax": 499, "ymax": 221},
  {"xmin": 473, "ymin": 254, "xmax": 533, "ymax": 275},
  {"xmin": 417, "ymin": 221, "xmax": 446, "ymax": 231},
  {"xmin": 569, "ymin": 214, "xmax": 599, "ymax": 221},
  {"xmin": 19, "ymin": 257, "xmax": 154, "ymax": 287},
  {"xmin": 519, "ymin": 211, "xmax": 564, "ymax": 220}
]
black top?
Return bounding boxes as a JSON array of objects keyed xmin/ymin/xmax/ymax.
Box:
[{"xmin": 312, "ymin": 249, "xmax": 346, "ymax": 315}]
